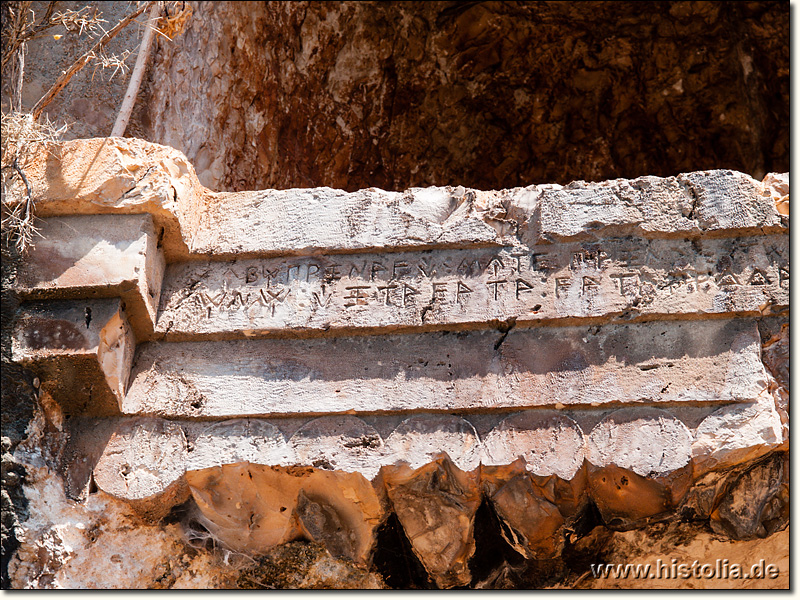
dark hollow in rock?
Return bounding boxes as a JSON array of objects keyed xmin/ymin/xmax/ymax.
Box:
[{"xmin": 371, "ymin": 512, "xmax": 435, "ymax": 590}]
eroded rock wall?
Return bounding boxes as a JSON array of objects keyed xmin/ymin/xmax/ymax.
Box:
[{"xmin": 147, "ymin": 1, "xmax": 788, "ymax": 191}]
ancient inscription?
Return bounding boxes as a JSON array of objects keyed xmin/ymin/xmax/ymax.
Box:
[{"xmin": 156, "ymin": 235, "xmax": 788, "ymax": 338}]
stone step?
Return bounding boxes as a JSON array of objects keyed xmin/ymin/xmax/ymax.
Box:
[
  {"xmin": 11, "ymin": 298, "xmax": 135, "ymax": 417},
  {"xmin": 124, "ymin": 318, "xmax": 767, "ymax": 419},
  {"xmin": 14, "ymin": 214, "xmax": 165, "ymax": 339},
  {"xmin": 156, "ymin": 234, "xmax": 788, "ymax": 340},
  {"xmin": 23, "ymin": 139, "xmax": 787, "ymax": 261}
]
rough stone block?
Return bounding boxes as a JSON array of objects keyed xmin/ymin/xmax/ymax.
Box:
[
  {"xmin": 486, "ymin": 473, "xmax": 566, "ymax": 560},
  {"xmin": 123, "ymin": 318, "xmax": 767, "ymax": 418},
  {"xmin": 185, "ymin": 417, "xmax": 386, "ymax": 563},
  {"xmin": 384, "ymin": 415, "xmax": 482, "ymax": 473},
  {"xmin": 24, "ymin": 138, "xmax": 202, "ymax": 261},
  {"xmin": 289, "ymin": 416, "xmax": 388, "ymax": 481},
  {"xmin": 678, "ymin": 170, "xmax": 785, "ymax": 232},
  {"xmin": 12, "ymin": 299, "xmax": 135, "ymax": 416},
  {"xmin": 26, "ymin": 139, "xmax": 786, "ymax": 258},
  {"xmin": 190, "ymin": 186, "xmax": 501, "ymax": 258},
  {"xmin": 530, "ymin": 170, "xmax": 785, "ymax": 243},
  {"xmin": 482, "ymin": 411, "xmax": 586, "ymax": 480},
  {"xmin": 187, "ymin": 419, "xmax": 295, "ymax": 470},
  {"xmin": 156, "ymin": 234, "xmax": 787, "ymax": 339},
  {"xmin": 382, "ymin": 456, "xmax": 481, "ymax": 589},
  {"xmin": 186, "ymin": 464, "xmax": 306, "ymax": 552},
  {"xmin": 482, "ymin": 411, "xmax": 588, "ymax": 520},
  {"xmin": 762, "ymin": 172, "xmax": 789, "ymax": 216},
  {"xmin": 710, "ymin": 452, "xmax": 788, "ymax": 540},
  {"xmin": 535, "ymin": 177, "xmax": 697, "ymax": 241},
  {"xmin": 15, "ymin": 214, "xmax": 165, "ymax": 339},
  {"xmin": 692, "ymin": 391, "xmax": 784, "ymax": 476}
]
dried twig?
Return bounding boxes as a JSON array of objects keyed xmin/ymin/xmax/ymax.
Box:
[
  {"xmin": 112, "ymin": 1, "xmax": 161, "ymax": 137},
  {"xmin": 1, "ymin": 1, "xmax": 55, "ymax": 71},
  {"xmin": 30, "ymin": 0, "xmax": 157, "ymax": 121},
  {"xmin": 1, "ymin": 112, "xmax": 65, "ymax": 253}
]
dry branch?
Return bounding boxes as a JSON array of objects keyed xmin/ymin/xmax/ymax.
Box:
[
  {"xmin": 30, "ymin": 1, "xmax": 156, "ymax": 121},
  {"xmin": 111, "ymin": 2, "xmax": 161, "ymax": 137}
]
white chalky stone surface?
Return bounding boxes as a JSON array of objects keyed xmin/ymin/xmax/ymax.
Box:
[
  {"xmin": 384, "ymin": 415, "xmax": 482, "ymax": 472},
  {"xmin": 93, "ymin": 417, "xmax": 187, "ymax": 500},
  {"xmin": 483, "ymin": 411, "xmax": 586, "ymax": 480},
  {"xmin": 586, "ymin": 407, "xmax": 692, "ymax": 477},
  {"xmin": 187, "ymin": 419, "xmax": 295, "ymax": 470},
  {"xmin": 692, "ymin": 392, "xmax": 783, "ymax": 472},
  {"xmin": 289, "ymin": 416, "xmax": 387, "ymax": 480}
]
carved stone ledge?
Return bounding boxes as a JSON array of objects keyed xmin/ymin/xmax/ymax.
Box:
[
  {"xmin": 6, "ymin": 138, "xmax": 789, "ymax": 588},
  {"xmin": 12, "ymin": 299, "xmax": 134, "ymax": 417},
  {"xmin": 15, "ymin": 214, "xmax": 165, "ymax": 340}
]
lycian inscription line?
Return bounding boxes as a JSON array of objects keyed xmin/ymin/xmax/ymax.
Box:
[{"xmin": 156, "ymin": 235, "xmax": 788, "ymax": 337}]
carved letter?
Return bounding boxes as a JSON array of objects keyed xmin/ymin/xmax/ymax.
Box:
[
  {"xmin": 487, "ymin": 279, "xmax": 507, "ymax": 301},
  {"xmin": 312, "ymin": 291, "xmax": 333, "ymax": 308},
  {"xmin": 307, "ymin": 264, "xmax": 321, "ymax": 282},
  {"xmin": 456, "ymin": 282, "xmax": 473, "ymax": 303},
  {"xmin": 515, "ymin": 278, "xmax": 534, "ymax": 299},
  {"xmin": 377, "ymin": 284, "xmax": 399, "ymax": 305},
  {"xmin": 344, "ymin": 285, "xmax": 371, "ymax": 307},
  {"xmin": 402, "ymin": 284, "xmax": 419, "ymax": 307},
  {"xmin": 748, "ymin": 269, "xmax": 769, "ymax": 286},
  {"xmin": 582, "ymin": 276, "xmax": 600, "ymax": 294},
  {"xmin": 555, "ymin": 277, "xmax": 572, "ymax": 298},
  {"xmin": 610, "ymin": 273, "xmax": 639, "ymax": 296},
  {"xmin": 371, "ymin": 261, "xmax": 388, "ymax": 281},
  {"xmin": 432, "ymin": 282, "xmax": 448, "ymax": 302},
  {"xmin": 392, "ymin": 261, "xmax": 410, "ymax": 280}
]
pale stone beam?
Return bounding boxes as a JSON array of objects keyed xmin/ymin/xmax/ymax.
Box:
[
  {"xmin": 155, "ymin": 234, "xmax": 788, "ymax": 341},
  {"xmin": 23, "ymin": 139, "xmax": 787, "ymax": 260},
  {"xmin": 15, "ymin": 214, "xmax": 165, "ymax": 340},
  {"xmin": 124, "ymin": 319, "xmax": 766, "ymax": 419}
]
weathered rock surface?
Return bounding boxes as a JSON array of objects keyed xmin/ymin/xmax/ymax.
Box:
[
  {"xmin": 709, "ymin": 452, "xmax": 789, "ymax": 540},
  {"xmin": 2, "ymin": 0, "xmax": 790, "ymax": 588},
  {"xmin": 145, "ymin": 2, "xmax": 788, "ymax": 192},
  {"xmin": 586, "ymin": 408, "xmax": 693, "ymax": 528},
  {"xmin": 15, "ymin": 214, "xmax": 165, "ymax": 338},
  {"xmin": 122, "ymin": 318, "xmax": 768, "ymax": 418},
  {"xmin": 155, "ymin": 234, "xmax": 788, "ymax": 339},
  {"xmin": 382, "ymin": 456, "xmax": 481, "ymax": 588},
  {"xmin": 3, "ymin": 137, "xmax": 789, "ymax": 589},
  {"xmin": 11, "ymin": 299, "xmax": 135, "ymax": 416},
  {"xmin": 92, "ymin": 418, "xmax": 188, "ymax": 519}
]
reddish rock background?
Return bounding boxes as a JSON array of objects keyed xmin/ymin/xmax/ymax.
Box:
[{"xmin": 147, "ymin": 1, "xmax": 788, "ymax": 192}]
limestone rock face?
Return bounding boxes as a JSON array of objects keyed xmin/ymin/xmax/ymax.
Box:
[
  {"xmin": 2, "ymin": 137, "xmax": 789, "ymax": 589},
  {"xmin": 146, "ymin": 2, "xmax": 788, "ymax": 192},
  {"xmin": 1, "ymin": 0, "xmax": 789, "ymax": 588}
]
